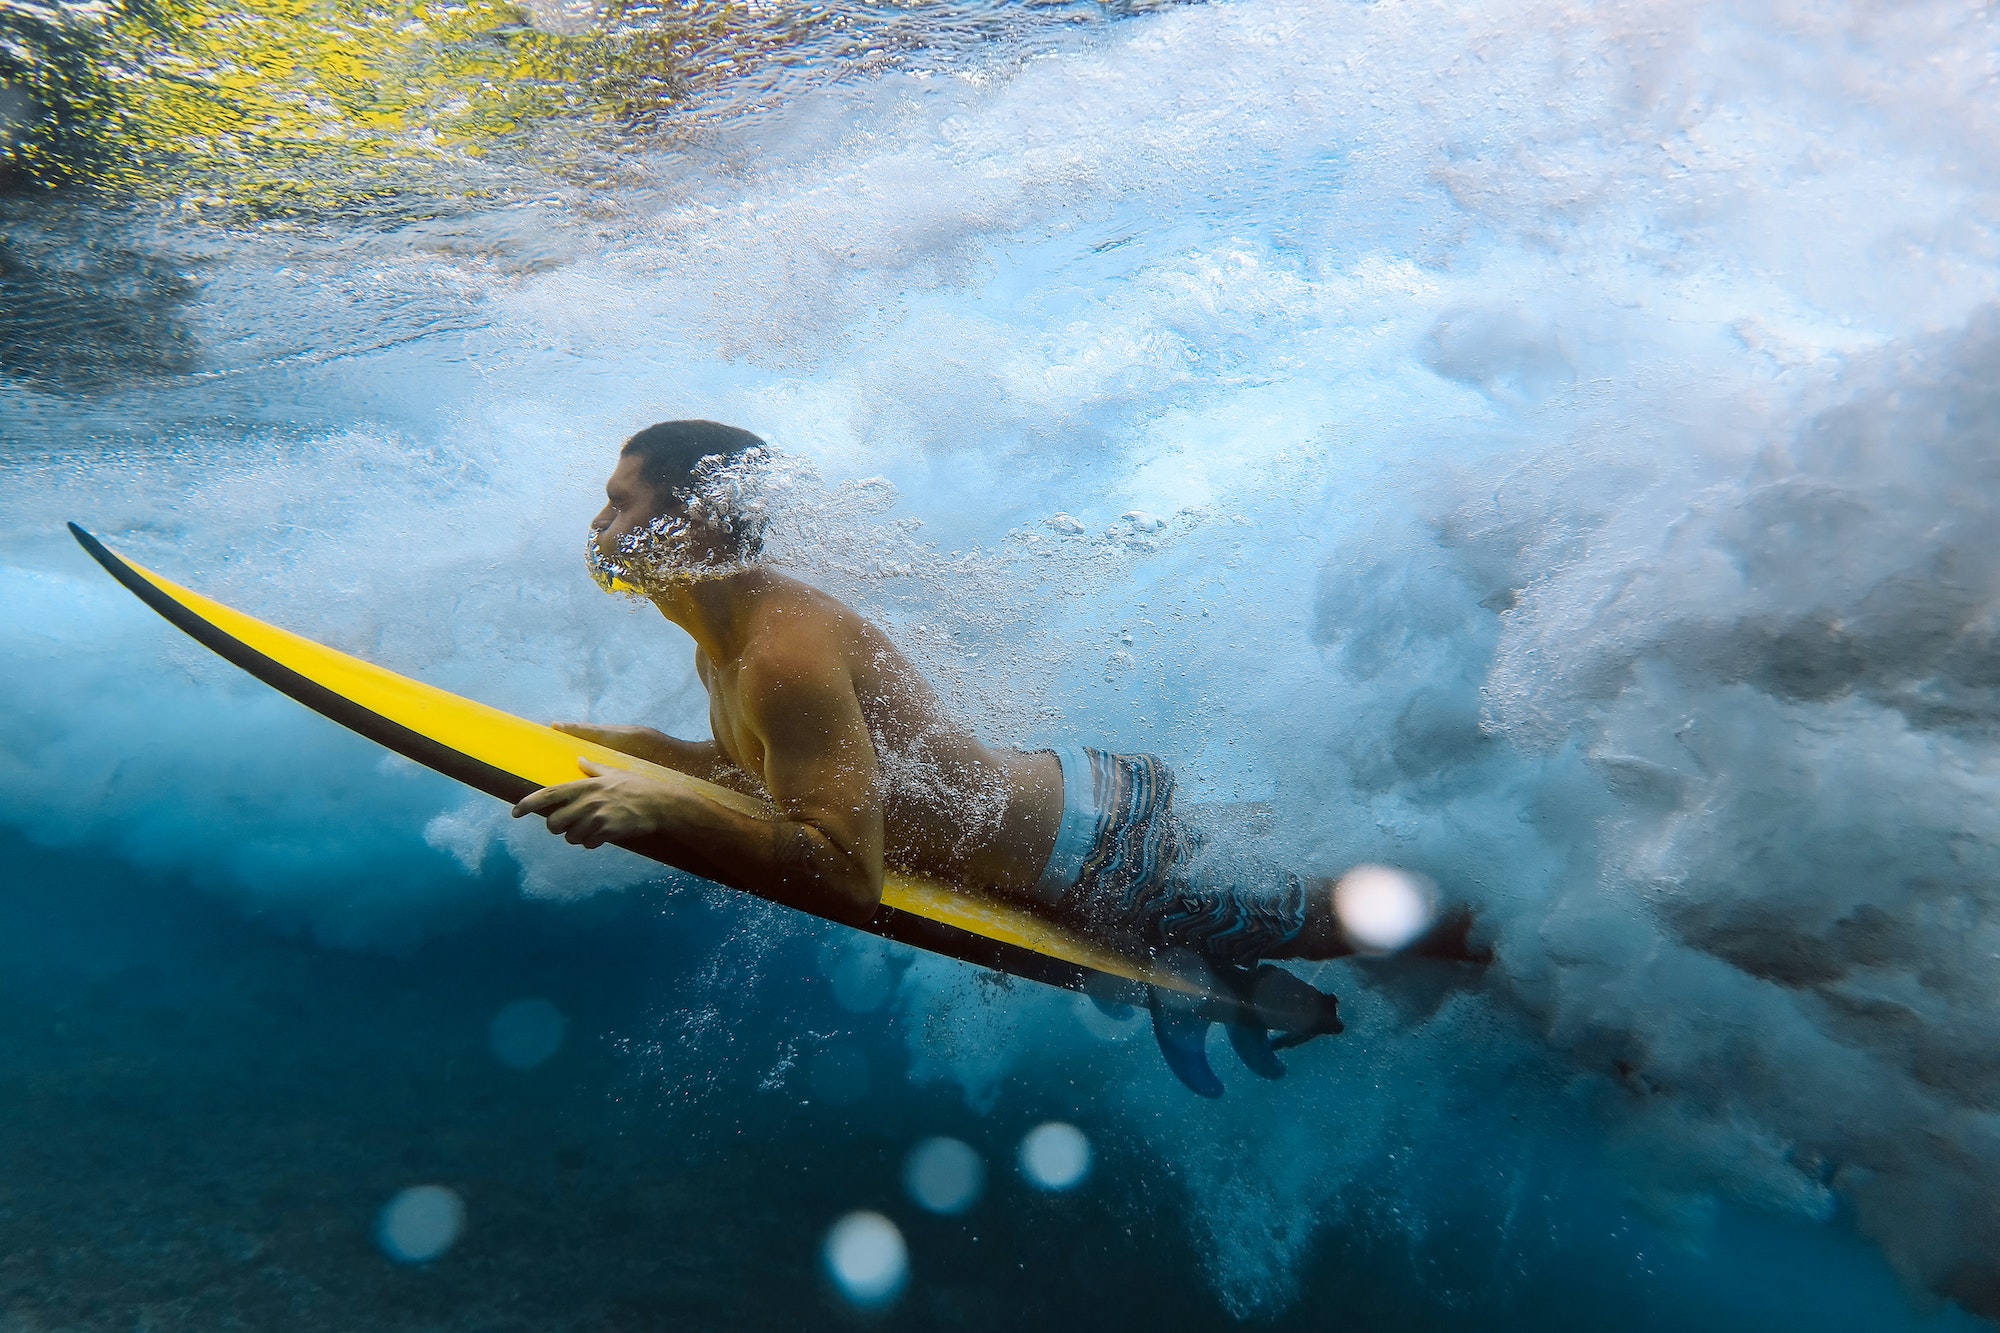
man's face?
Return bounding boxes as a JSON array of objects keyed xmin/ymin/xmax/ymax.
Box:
[
  {"xmin": 591, "ymin": 453, "xmax": 669, "ymax": 563},
  {"xmin": 588, "ymin": 451, "xmax": 747, "ymax": 594}
]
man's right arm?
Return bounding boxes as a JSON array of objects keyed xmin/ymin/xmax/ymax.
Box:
[{"xmin": 550, "ymin": 722, "xmax": 765, "ymax": 796}]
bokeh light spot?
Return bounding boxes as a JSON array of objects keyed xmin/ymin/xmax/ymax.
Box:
[
  {"xmin": 1018, "ymin": 1122, "xmax": 1092, "ymax": 1191},
  {"xmin": 377, "ymin": 1185, "xmax": 465, "ymax": 1263},
  {"xmin": 488, "ymin": 997, "xmax": 568, "ymax": 1070},
  {"xmin": 824, "ymin": 1211, "xmax": 907, "ymax": 1306},
  {"xmin": 903, "ymin": 1136, "xmax": 986, "ymax": 1215},
  {"xmin": 1333, "ymin": 864, "xmax": 1435, "ymax": 953}
]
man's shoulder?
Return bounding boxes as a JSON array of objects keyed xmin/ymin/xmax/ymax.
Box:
[
  {"xmin": 735, "ymin": 604, "xmax": 857, "ymax": 698},
  {"xmin": 726, "ymin": 574, "xmax": 874, "ymax": 699},
  {"xmin": 744, "ymin": 579, "xmax": 864, "ymax": 653}
]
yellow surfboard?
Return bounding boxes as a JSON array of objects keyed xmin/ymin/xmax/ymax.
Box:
[{"xmin": 71, "ymin": 523, "xmax": 1210, "ymax": 1005}]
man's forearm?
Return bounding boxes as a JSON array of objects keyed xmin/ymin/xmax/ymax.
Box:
[
  {"xmin": 652, "ymin": 736, "xmax": 764, "ymax": 794},
  {"xmin": 599, "ymin": 730, "xmax": 764, "ymax": 797},
  {"xmin": 623, "ymin": 790, "xmax": 880, "ymax": 925}
]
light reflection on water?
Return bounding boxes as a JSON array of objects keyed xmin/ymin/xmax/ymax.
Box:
[
  {"xmin": 0, "ymin": 0, "xmax": 1187, "ymax": 442},
  {"xmin": 0, "ymin": 0, "xmax": 1185, "ymax": 213}
]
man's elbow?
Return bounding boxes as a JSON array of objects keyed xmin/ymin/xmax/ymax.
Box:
[
  {"xmin": 775, "ymin": 822, "xmax": 881, "ymax": 926},
  {"xmin": 823, "ymin": 863, "xmax": 883, "ymax": 928}
]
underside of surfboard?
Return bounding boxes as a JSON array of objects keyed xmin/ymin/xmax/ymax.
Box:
[{"xmin": 69, "ymin": 523, "xmax": 1256, "ymax": 1014}]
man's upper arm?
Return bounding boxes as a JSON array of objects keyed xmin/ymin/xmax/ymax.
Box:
[{"xmin": 735, "ymin": 647, "xmax": 885, "ymax": 887}]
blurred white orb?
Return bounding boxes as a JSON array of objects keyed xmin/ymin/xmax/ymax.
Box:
[
  {"xmin": 1018, "ymin": 1122, "xmax": 1092, "ymax": 1191},
  {"xmin": 904, "ymin": 1137, "xmax": 986, "ymax": 1215},
  {"xmin": 488, "ymin": 998, "xmax": 567, "ymax": 1070},
  {"xmin": 377, "ymin": 1185, "xmax": 465, "ymax": 1263},
  {"xmin": 1333, "ymin": 865, "xmax": 1435, "ymax": 953},
  {"xmin": 824, "ymin": 1211, "xmax": 907, "ymax": 1306}
]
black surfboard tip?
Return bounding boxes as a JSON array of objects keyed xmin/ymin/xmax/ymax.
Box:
[
  {"xmin": 69, "ymin": 522, "xmax": 128, "ymax": 577},
  {"xmin": 69, "ymin": 521, "xmax": 108, "ymax": 560}
]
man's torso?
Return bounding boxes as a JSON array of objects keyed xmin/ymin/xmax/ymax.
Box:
[{"xmin": 691, "ymin": 576, "xmax": 1063, "ymax": 898}]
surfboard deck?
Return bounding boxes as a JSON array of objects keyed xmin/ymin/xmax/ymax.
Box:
[{"xmin": 71, "ymin": 523, "xmax": 1229, "ymax": 1010}]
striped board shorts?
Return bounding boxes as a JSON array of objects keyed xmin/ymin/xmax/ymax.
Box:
[{"xmin": 1029, "ymin": 746, "xmax": 1308, "ymax": 966}]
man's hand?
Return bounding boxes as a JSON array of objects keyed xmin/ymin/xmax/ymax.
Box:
[{"xmin": 511, "ymin": 760, "xmax": 683, "ymax": 850}]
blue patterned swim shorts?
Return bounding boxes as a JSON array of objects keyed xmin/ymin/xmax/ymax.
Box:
[{"xmin": 1030, "ymin": 746, "xmax": 1308, "ymax": 965}]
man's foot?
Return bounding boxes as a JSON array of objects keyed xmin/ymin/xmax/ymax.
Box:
[{"xmin": 1144, "ymin": 957, "xmax": 1346, "ymax": 1097}]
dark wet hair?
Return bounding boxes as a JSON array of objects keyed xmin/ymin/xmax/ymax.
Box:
[
  {"xmin": 622, "ymin": 419, "xmax": 767, "ymax": 498},
  {"xmin": 621, "ymin": 419, "xmax": 768, "ymax": 557}
]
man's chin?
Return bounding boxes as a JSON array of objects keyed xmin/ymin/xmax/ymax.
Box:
[{"xmin": 594, "ymin": 562, "xmax": 745, "ymax": 597}]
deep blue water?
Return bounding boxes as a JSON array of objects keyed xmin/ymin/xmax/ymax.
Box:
[{"xmin": 2, "ymin": 832, "xmax": 1980, "ymax": 1330}]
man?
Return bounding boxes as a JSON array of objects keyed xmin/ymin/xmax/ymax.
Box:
[{"xmin": 514, "ymin": 421, "xmax": 1483, "ymax": 1092}]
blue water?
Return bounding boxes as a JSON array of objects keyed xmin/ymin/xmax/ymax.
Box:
[{"xmin": 5, "ymin": 0, "xmax": 2000, "ymax": 1326}]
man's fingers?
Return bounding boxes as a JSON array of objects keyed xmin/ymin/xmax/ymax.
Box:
[
  {"xmin": 511, "ymin": 786, "xmax": 563, "ymax": 818},
  {"xmin": 553, "ymin": 721, "xmax": 642, "ymax": 744},
  {"xmin": 518, "ymin": 787, "xmax": 618, "ymax": 846},
  {"xmin": 510, "ymin": 769, "xmax": 649, "ymax": 850},
  {"xmin": 564, "ymin": 813, "xmax": 608, "ymax": 847},
  {"xmin": 511, "ymin": 778, "xmax": 597, "ymax": 819}
]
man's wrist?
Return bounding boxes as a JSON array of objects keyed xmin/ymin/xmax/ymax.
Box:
[{"xmin": 639, "ymin": 780, "xmax": 698, "ymax": 833}]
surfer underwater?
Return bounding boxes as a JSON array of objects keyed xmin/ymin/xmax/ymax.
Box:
[{"xmin": 513, "ymin": 420, "xmax": 1490, "ymax": 1095}]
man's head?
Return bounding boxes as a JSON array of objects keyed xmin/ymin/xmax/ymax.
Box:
[{"xmin": 590, "ymin": 420, "xmax": 769, "ymax": 591}]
